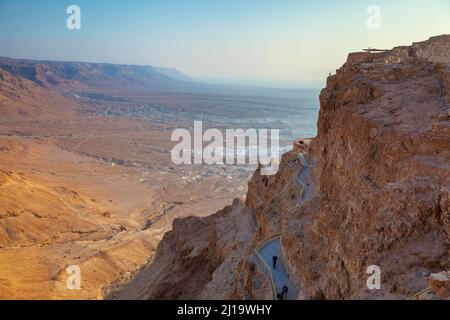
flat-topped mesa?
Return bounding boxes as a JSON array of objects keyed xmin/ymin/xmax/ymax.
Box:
[
  {"xmin": 347, "ymin": 34, "xmax": 450, "ymax": 66},
  {"xmin": 323, "ymin": 35, "xmax": 450, "ymax": 118},
  {"xmin": 412, "ymin": 35, "xmax": 450, "ymax": 64}
]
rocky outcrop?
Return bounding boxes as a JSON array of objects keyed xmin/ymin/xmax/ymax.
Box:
[
  {"xmin": 112, "ymin": 199, "xmax": 272, "ymax": 300},
  {"xmin": 429, "ymin": 271, "xmax": 450, "ymax": 299}
]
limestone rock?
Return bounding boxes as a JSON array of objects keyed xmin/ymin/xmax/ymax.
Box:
[{"xmin": 429, "ymin": 271, "xmax": 450, "ymax": 299}]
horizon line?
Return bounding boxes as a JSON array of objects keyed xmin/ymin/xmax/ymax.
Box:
[{"xmin": 0, "ymin": 54, "xmax": 324, "ymax": 91}]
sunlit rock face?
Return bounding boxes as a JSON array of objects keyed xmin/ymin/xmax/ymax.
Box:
[{"xmin": 279, "ymin": 35, "xmax": 449, "ymax": 299}]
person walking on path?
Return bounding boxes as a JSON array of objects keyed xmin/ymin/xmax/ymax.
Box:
[
  {"xmin": 272, "ymin": 256, "xmax": 278, "ymax": 269},
  {"xmin": 282, "ymin": 284, "xmax": 289, "ymax": 300}
]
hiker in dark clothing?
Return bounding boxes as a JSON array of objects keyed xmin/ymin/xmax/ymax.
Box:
[
  {"xmin": 272, "ymin": 256, "xmax": 278, "ymax": 269},
  {"xmin": 282, "ymin": 284, "xmax": 289, "ymax": 300}
]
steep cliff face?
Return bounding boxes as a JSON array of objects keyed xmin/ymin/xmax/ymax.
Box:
[
  {"xmin": 115, "ymin": 35, "xmax": 449, "ymax": 300},
  {"xmin": 249, "ymin": 35, "xmax": 449, "ymax": 299},
  {"xmin": 112, "ymin": 199, "xmax": 272, "ymax": 300}
]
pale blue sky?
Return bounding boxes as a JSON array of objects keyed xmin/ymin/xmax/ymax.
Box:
[{"xmin": 0, "ymin": 0, "xmax": 449, "ymax": 88}]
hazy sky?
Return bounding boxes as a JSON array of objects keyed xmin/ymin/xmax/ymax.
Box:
[{"xmin": 0, "ymin": 0, "xmax": 449, "ymax": 88}]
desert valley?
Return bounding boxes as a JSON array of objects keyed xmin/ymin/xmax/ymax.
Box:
[{"xmin": 0, "ymin": 57, "xmax": 258, "ymax": 299}]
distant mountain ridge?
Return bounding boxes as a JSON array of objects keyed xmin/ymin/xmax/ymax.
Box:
[
  {"xmin": 0, "ymin": 56, "xmax": 320, "ymax": 98},
  {"xmin": 0, "ymin": 57, "xmax": 195, "ymax": 93},
  {"xmin": 153, "ymin": 66, "xmax": 194, "ymax": 82}
]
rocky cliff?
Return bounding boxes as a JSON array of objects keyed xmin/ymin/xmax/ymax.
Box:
[
  {"xmin": 279, "ymin": 34, "xmax": 449, "ymax": 299},
  {"xmin": 112, "ymin": 199, "xmax": 272, "ymax": 300},
  {"xmin": 115, "ymin": 35, "xmax": 449, "ymax": 300}
]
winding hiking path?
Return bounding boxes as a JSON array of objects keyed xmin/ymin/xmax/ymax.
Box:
[
  {"xmin": 257, "ymin": 237, "xmax": 298, "ymax": 300},
  {"xmin": 252, "ymin": 152, "xmax": 314, "ymax": 300},
  {"xmin": 296, "ymin": 152, "xmax": 314, "ymax": 200}
]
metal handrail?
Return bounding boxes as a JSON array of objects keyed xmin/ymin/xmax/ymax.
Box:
[
  {"xmin": 295, "ymin": 152, "xmax": 309, "ymax": 199},
  {"xmin": 253, "ymin": 234, "xmax": 282, "ymax": 300},
  {"xmin": 255, "ymin": 233, "xmax": 282, "ymax": 252},
  {"xmin": 253, "ymin": 250, "xmax": 277, "ymax": 299},
  {"xmin": 406, "ymin": 287, "xmax": 432, "ymax": 300}
]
